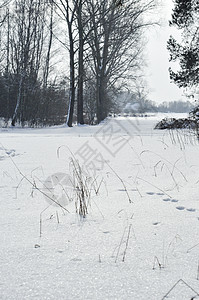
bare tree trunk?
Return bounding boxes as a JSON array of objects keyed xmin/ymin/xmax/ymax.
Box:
[
  {"xmin": 6, "ymin": 8, "xmax": 10, "ymax": 119},
  {"xmin": 52, "ymin": 0, "xmax": 79, "ymax": 127},
  {"xmin": 66, "ymin": 24, "xmax": 75, "ymax": 127},
  {"xmin": 96, "ymin": 73, "xmax": 102, "ymax": 123},
  {"xmin": 5, "ymin": 8, "xmax": 9, "ymax": 73},
  {"xmin": 77, "ymin": 0, "xmax": 84, "ymax": 125},
  {"xmin": 96, "ymin": 73, "xmax": 107, "ymax": 123},
  {"xmin": 11, "ymin": 73, "xmax": 23, "ymax": 126},
  {"xmin": 43, "ymin": 2, "xmax": 53, "ymax": 88}
]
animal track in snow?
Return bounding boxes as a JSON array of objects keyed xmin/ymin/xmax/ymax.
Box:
[
  {"xmin": 153, "ymin": 222, "xmax": 161, "ymax": 226},
  {"xmin": 147, "ymin": 192, "xmax": 197, "ymax": 214},
  {"xmin": 146, "ymin": 191, "xmax": 166, "ymax": 196},
  {"xmin": 0, "ymin": 147, "xmax": 17, "ymax": 161},
  {"xmin": 146, "ymin": 192, "xmax": 155, "ymax": 195},
  {"xmin": 176, "ymin": 206, "xmax": 196, "ymax": 212},
  {"xmin": 163, "ymin": 198, "xmax": 171, "ymax": 202},
  {"xmin": 186, "ymin": 208, "xmax": 196, "ymax": 212},
  {"xmin": 176, "ymin": 206, "xmax": 185, "ymax": 211},
  {"xmin": 163, "ymin": 198, "xmax": 178, "ymax": 203}
]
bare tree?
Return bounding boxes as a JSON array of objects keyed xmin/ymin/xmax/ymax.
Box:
[
  {"xmin": 50, "ymin": 0, "xmax": 156, "ymax": 125},
  {"xmin": 76, "ymin": 0, "xmax": 84, "ymax": 124},
  {"xmin": 84, "ymin": 0, "xmax": 156, "ymax": 123},
  {"xmin": 9, "ymin": 0, "xmax": 46, "ymax": 126},
  {"xmin": 0, "ymin": 1, "xmax": 10, "ymax": 70},
  {"xmin": 43, "ymin": 1, "xmax": 54, "ymax": 88},
  {"xmin": 52, "ymin": 0, "xmax": 80, "ymax": 127}
]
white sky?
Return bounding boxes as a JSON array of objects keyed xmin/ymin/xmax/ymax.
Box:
[{"xmin": 145, "ymin": 0, "xmax": 185, "ymax": 103}]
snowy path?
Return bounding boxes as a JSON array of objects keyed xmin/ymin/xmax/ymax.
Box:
[{"xmin": 1, "ymin": 114, "xmax": 199, "ymax": 300}]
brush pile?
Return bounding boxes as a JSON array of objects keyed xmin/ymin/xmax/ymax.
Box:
[{"xmin": 155, "ymin": 106, "xmax": 199, "ymax": 130}]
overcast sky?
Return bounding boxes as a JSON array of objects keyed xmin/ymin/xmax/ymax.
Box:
[{"xmin": 145, "ymin": 0, "xmax": 184, "ymax": 103}]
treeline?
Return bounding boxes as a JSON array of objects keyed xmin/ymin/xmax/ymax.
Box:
[
  {"xmin": 0, "ymin": 74, "xmax": 68, "ymax": 126},
  {"xmin": 0, "ymin": 0, "xmax": 156, "ymax": 127},
  {"xmin": 0, "ymin": 1, "xmax": 67, "ymax": 126},
  {"xmin": 157, "ymin": 100, "xmax": 194, "ymax": 113},
  {"xmin": 116, "ymin": 91, "xmax": 194, "ymax": 114}
]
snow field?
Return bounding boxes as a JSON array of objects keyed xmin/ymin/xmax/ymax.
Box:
[{"xmin": 0, "ymin": 114, "xmax": 199, "ymax": 299}]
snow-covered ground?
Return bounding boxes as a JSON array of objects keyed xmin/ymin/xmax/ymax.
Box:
[{"xmin": 1, "ymin": 113, "xmax": 199, "ymax": 300}]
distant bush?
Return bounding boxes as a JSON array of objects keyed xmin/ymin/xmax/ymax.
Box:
[
  {"xmin": 155, "ymin": 105, "xmax": 199, "ymax": 134},
  {"xmin": 155, "ymin": 117, "xmax": 198, "ymax": 130}
]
